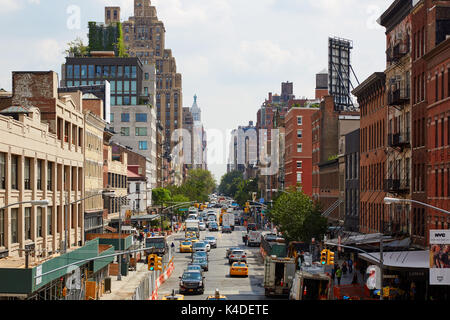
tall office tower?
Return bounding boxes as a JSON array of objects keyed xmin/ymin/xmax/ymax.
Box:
[{"xmin": 106, "ymin": 0, "xmax": 183, "ymax": 185}]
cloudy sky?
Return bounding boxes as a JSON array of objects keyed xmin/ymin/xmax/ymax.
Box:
[{"xmin": 0, "ymin": 0, "xmax": 392, "ymax": 182}]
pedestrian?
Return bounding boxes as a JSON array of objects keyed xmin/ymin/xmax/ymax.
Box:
[
  {"xmin": 348, "ymin": 258, "xmax": 353, "ymax": 273},
  {"xmin": 351, "ymin": 272, "xmax": 358, "ymax": 285},
  {"xmin": 335, "ymin": 266, "xmax": 342, "ymax": 286},
  {"xmin": 342, "ymin": 261, "xmax": 348, "ymax": 275}
]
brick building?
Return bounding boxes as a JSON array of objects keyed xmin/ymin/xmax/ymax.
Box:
[
  {"xmin": 353, "ymin": 72, "xmax": 387, "ymax": 234},
  {"xmin": 311, "ymin": 96, "xmax": 359, "ymax": 223},
  {"xmin": 284, "ymin": 106, "xmax": 317, "ymax": 196}
]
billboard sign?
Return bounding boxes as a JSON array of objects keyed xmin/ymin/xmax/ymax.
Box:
[
  {"xmin": 430, "ymin": 230, "xmax": 450, "ymax": 285},
  {"xmin": 328, "ymin": 37, "xmax": 354, "ymax": 111}
]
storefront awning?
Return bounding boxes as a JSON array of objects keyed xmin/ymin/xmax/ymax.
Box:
[
  {"xmin": 359, "ymin": 250, "xmax": 429, "ymax": 270},
  {"xmin": 104, "ymin": 226, "xmax": 117, "ymax": 233}
]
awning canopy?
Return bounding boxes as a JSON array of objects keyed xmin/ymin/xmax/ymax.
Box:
[
  {"xmin": 359, "ymin": 250, "xmax": 429, "ymax": 270},
  {"xmin": 328, "ymin": 233, "xmax": 394, "ymax": 246},
  {"xmin": 104, "ymin": 226, "xmax": 117, "ymax": 233}
]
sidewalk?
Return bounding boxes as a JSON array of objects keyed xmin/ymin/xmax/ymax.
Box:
[
  {"xmin": 99, "ymin": 231, "xmax": 181, "ymax": 300},
  {"xmin": 100, "ymin": 262, "xmax": 151, "ymax": 300}
]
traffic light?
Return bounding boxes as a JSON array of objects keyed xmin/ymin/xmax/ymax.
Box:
[
  {"xmin": 327, "ymin": 250, "xmax": 335, "ymax": 265},
  {"xmin": 155, "ymin": 256, "xmax": 163, "ymax": 271},
  {"xmin": 148, "ymin": 254, "xmax": 156, "ymax": 271},
  {"xmin": 320, "ymin": 249, "xmax": 328, "ymax": 265}
]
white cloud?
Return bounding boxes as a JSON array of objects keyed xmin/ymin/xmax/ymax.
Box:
[{"xmin": 0, "ymin": 0, "xmax": 23, "ymax": 14}]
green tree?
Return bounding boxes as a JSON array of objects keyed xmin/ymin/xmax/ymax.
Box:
[
  {"xmin": 268, "ymin": 190, "xmax": 327, "ymax": 244},
  {"xmin": 64, "ymin": 37, "xmax": 89, "ymax": 57},
  {"xmin": 218, "ymin": 171, "xmax": 244, "ymax": 196},
  {"xmin": 179, "ymin": 169, "xmax": 216, "ymax": 203},
  {"xmin": 234, "ymin": 178, "xmax": 259, "ymax": 207},
  {"xmin": 152, "ymin": 187, "xmax": 172, "ymax": 206}
]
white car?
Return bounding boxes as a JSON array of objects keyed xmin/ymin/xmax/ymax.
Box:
[{"xmin": 199, "ymin": 222, "xmax": 206, "ymax": 231}]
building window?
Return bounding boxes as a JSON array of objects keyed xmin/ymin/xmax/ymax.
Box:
[
  {"xmin": 11, "ymin": 155, "xmax": 18, "ymax": 190},
  {"xmin": 25, "ymin": 207, "xmax": 31, "ymax": 240},
  {"xmin": 145, "ymin": 73, "xmax": 149, "ymax": 80},
  {"xmin": 37, "ymin": 159, "xmax": 43, "ymax": 190},
  {"xmin": 67, "ymin": 65, "xmax": 73, "ymax": 78},
  {"xmin": 136, "ymin": 113, "xmax": 147, "ymax": 122},
  {"xmin": 297, "ymin": 130, "xmax": 303, "ymax": 138},
  {"xmin": 36, "ymin": 207, "xmax": 42, "ymax": 238},
  {"xmin": 74, "ymin": 65, "xmax": 80, "ymax": 78},
  {"xmin": 120, "ymin": 127, "xmax": 130, "ymax": 136},
  {"xmin": 110, "ymin": 113, "xmax": 115, "ymax": 123},
  {"xmin": 0, "ymin": 210, "xmax": 4, "ymax": 247},
  {"xmin": 81, "ymin": 65, "xmax": 87, "ymax": 79},
  {"xmin": 47, "ymin": 207, "xmax": 52, "ymax": 235},
  {"xmin": 124, "ymin": 81, "xmax": 130, "ymax": 94},
  {"xmin": 47, "ymin": 162, "xmax": 53, "ymax": 191},
  {"xmin": 124, "ymin": 66, "xmax": 131, "ymax": 79},
  {"xmin": 24, "ymin": 157, "xmax": 31, "ymax": 190},
  {"xmin": 297, "ymin": 161, "xmax": 302, "ymax": 169},
  {"xmin": 139, "ymin": 141, "xmax": 148, "ymax": 150},
  {"xmin": 111, "ymin": 66, "xmax": 116, "ymax": 78},
  {"xmin": 144, "ymin": 87, "xmax": 149, "ymax": 95},
  {"xmin": 297, "ymin": 116, "xmax": 303, "ymax": 126},
  {"xmin": 124, "ymin": 96, "xmax": 130, "ymax": 105},
  {"xmin": 136, "ymin": 127, "xmax": 147, "ymax": 136},
  {"xmin": 11, "ymin": 208, "xmax": 18, "ymax": 244},
  {"xmin": 0, "ymin": 153, "xmax": 5, "ymax": 189},
  {"xmin": 121, "ymin": 113, "xmax": 130, "ymax": 122},
  {"xmin": 297, "ymin": 172, "xmax": 302, "ymax": 183},
  {"xmin": 297, "ymin": 143, "xmax": 302, "ymax": 153}
]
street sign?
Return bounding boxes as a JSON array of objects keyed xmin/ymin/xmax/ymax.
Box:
[
  {"xmin": 259, "ymin": 198, "xmax": 265, "ymax": 204},
  {"xmin": 179, "ymin": 208, "xmax": 188, "ymax": 212}
]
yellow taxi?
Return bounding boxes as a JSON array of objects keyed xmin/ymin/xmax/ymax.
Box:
[
  {"xmin": 190, "ymin": 238, "xmax": 199, "ymax": 244},
  {"xmin": 229, "ymin": 262, "xmax": 248, "ymax": 277},
  {"xmin": 185, "ymin": 231, "xmax": 196, "ymax": 238},
  {"xmin": 206, "ymin": 289, "xmax": 227, "ymax": 300},
  {"xmin": 162, "ymin": 290, "xmax": 185, "ymax": 300},
  {"xmin": 180, "ymin": 241, "xmax": 193, "ymax": 253}
]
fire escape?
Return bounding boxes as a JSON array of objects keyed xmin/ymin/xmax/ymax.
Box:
[{"xmin": 384, "ymin": 72, "xmax": 411, "ymax": 236}]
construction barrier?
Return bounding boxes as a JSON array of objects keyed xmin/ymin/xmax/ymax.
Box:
[{"xmin": 150, "ymin": 260, "xmax": 174, "ymax": 300}]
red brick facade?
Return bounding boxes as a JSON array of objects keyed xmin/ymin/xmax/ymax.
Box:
[{"xmin": 284, "ymin": 107, "xmax": 316, "ymax": 196}]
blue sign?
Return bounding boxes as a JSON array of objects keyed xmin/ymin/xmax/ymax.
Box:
[{"xmin": 259, "ymin": 198, "xmax": 265, "ymax": 204}]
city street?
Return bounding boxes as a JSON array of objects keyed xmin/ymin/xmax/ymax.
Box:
[{"xmin": 158, "ymin": 223, "xmax": 268, "ymax": 300}]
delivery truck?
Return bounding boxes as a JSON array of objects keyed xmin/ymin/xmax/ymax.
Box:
[
  {"xmin": 247, "ymin": 231, "xmax": 262, "ymax": 247},
  {"xmin": 263, "ymin": 256, "xmax": 296, "ymax": 297},
  {"xmin": 222, "ymin": 213, "xmax": 235, "ymax": 230}
]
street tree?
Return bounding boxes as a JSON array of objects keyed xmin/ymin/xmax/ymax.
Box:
[
  {"xmin": 268, "ymin": 189, "xmax": 327, "ymax": 244},
  {"xmin": 179, "ymin": 169, "xmax": 216, "ymax": 203},
  {"xmin": 218, "ymin": 171, "xmax": 244, "ymax": 197},
  {"xmin": 152, "ymin": 187, "xmax": 172, "ymax": 207}
]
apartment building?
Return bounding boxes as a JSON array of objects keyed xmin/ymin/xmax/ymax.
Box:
[
  {"xmin": 0, "ymin": 71, "xmax": 85, "ymax": 259},
  {"xmin": 284, "ymin": 106, "xmax": 317, "ymax": 196},
  {"xmin": 83, "ymin": 96, "xmax": 106, "ymax": 236}
]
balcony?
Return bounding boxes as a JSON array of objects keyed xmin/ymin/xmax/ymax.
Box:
[
  {"xmin": 386, "ymin": 38, "xmax": 409, "ymax": 63},
  {"xmin": 387, "ymin": 87, "xmax": 410, "ymax": 106},
  {"xmin": 388, "ymin": 132, "xmax": 410, "ymax": 149},
  {"xmin": 384, "ymin": 178, "xmax": 410, "ymax": 194}
]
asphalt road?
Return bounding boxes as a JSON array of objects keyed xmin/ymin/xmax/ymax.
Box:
[{"xmin": 158, "ymin": 223, "xmax": 269, "ymax": 300}]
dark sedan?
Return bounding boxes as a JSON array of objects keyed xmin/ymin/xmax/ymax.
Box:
[{"xmin": 179, "ymin": 271, "xmax": 205, "ymax": 294}]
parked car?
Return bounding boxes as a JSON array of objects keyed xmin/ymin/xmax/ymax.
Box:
[
  {"xmin": 222, "ymin": 226, "xmax": 232, "ymax": 233},
  {"xmin": 204, "ymin": 236, "xmax": 217, "ymax": 248},
  {"xmin": 209, "ymin": 222, "xmax": 219, "ymax": 231},
  {"xmin": 179, "ymin": 271, "xmax": 205, "ymax": 294},
  {"xmin": 228, "ymin": 249, "xmax": 247, "ymax": 265},
  {"xmin": 199, "ymin": 222, "xmax": 206, "ymax": 231}
]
